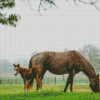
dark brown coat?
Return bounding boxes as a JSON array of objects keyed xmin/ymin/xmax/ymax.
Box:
[{"xmin": 29, "ymin": 50, "xmax": 99, "ymax": 92}]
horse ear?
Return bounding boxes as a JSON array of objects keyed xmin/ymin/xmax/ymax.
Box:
[
  {"xmin": 13, "ymin": 64, "xmax": 15, "ymax": 67},
  {"xmin": 97, "ymin": 74, "xmax": 99, "ymax": 77},
  {"xmin": 95, "ymin": 74, "xmax": 99, "ymax": 80},
  {"xmin": 97, "ymin": 74, "xmax": 99, "ymax": 79},
  {"xmin": 18, "ymin": 63, "xmax": 20, "ymax": 67}
]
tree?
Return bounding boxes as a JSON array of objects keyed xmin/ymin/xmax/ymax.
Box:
[
  {"xmin": 78, "ymin": 44, "xmax": 100, "ymax": 73},
  {"xmin": 0, "ymin": 0, "xmax": 21, "ymax": 27},
  {"xmin": 22, "ymin": 0, "xmax": 100, "ymax": 15}
]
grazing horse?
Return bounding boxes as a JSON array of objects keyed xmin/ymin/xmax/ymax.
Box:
[
  {"xmin": 29, "ymin": 50, "xmax": 99, "ymax": 92},
  {"xmin": 13, "ymin": 64, "xmax": 42, "ymax": 92}
]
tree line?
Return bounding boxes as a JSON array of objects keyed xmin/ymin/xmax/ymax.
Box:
[{"xmin": 0, "ymin": 44, "xmax": 100, "ymax": 73}]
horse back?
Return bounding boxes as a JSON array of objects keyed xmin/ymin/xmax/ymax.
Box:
[{"xmin": 29, "ymin": 50, "xmax": 96, "ymax": 76}]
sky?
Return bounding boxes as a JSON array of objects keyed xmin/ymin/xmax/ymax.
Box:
[{"xmin": 0, "ymin": 0, "xmax": 100, "ymax": 62}]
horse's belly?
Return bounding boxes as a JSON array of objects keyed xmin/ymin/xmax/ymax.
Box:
[
  {"xmin": 48, "ymin": 70, "xmax": 68, "ymax": 75},
  {"xmin": 47, "ymin": 65, "xmax": 68, "ymax": 75}
]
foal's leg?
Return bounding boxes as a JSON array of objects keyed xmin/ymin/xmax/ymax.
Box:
[
  {"xmin": 64, "ymin": 69, "xmax": 75, "ymax": 92},
  {"xmin": 24, "ymin": 80, "xmax": 26, "ymax": 92},
  {"xmin": 36, "ymin": 81, "xmax": 39, "ymax": 91},
  {"xmin": 36, "ymin": 75, "xmax": 41, "ymax": 91},
  {"xmin": 31, "ymin": 79, "xmax": 34, "ymax": 90},
  {"xmin": 24, "ymin": 79, "xmax": 27, "ymax": 92},
  {"xmin": 24, "ymin": 79, "xmax": 29, "ymax": 92},
  {"xmin": 29, "ymin": 79, "xmax": 34, "ymax": 90},
  {"xmin": 39, "ymin": 76, "xmax": 42, "ymax": 90},
  {"xmin": 36, "ymin": 69, "xmax": 46, "ymax": 91},
  {"xmin": 39, "ymin": 81, "xmax": 42, "ymax": 91},
  {"xmin": 26, "ymin": 80, "xmax": 29, "ymax": 92},
  {"xmin": 37, "ymin": 76, "xmax": 42, "ymax": 91},
  {"xmin": 27, "ymin": 79, "xmax": 34, "ymax": 91},
  {"xmin": 36, "ymin": 81, "xmax": 41, "ymax": 92}
]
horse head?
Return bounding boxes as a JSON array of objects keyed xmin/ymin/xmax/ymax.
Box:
[
  {"xmin": 13, "ymin": 63, "xmax": 20, "ymax": 76},
  {"xmin": 90, "ymin": 74, "xmax": 99, "ymax": 92}
]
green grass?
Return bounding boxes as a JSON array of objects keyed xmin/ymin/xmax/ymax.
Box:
[
  {"xmin": 0, "ymin": 85, "xmax": 99, "ymax": 100},
  {"xmin": 0, "ymin": 90, "xmax": 100, "ymax": 100},
  {"xmin": 0, "ymin": 85, "xmax": 91, "ymax": 95}
]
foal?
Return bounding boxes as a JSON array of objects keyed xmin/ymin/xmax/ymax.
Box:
[{"xmin": 13, "ymin": 64, "xmax": 42, "ymax": 92}]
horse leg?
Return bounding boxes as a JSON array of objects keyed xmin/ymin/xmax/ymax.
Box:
[
  {"xmin": 40, "ymin": 81, "xmax": 42, "ymax": 90},
  {"xmin": 24, "ymin": 79, "xmax": 27, "ymax": 92},
  {"xmin": 70, "ymin": 70, "xmax": 75, "ymax": 92},
  {"xmin": 24, "ymin": 79, "xmax": 26, "ymax": 92},
  {"xmin": 40, "ymin": 77, "xmax": 42, "ymax": 90},
  {"xmin": 29, "ymin": 78, "xmax": 34, "ymax": 90},
  {"xmin": 41, "ymin": 69, "xmax": 47, "ymax": 79},
  {"xmin": 36, "ymin": 81, "xmax": 39, "ymax": 91},
  {"xmin": 64, "ymin": 69, "xmax": 75, "ymax": 92},
  {"xmin": 36, "ymin": 69, "xmax": 46, "ymax": 91},
  {"xmin": 38, "ymin": 76, "xmax": 42, "ymax": 91},
  {"xmin": 26, "ymin": 80, "xmax": 29, "ymax": 92},
  {"xmin": 63, "ymin": 75, "xmax": 70, "ymax": 92},
  {"xmin": 36, "ymin": 75, "xmax": 42, "ymax": 92},
  {"xmin": 24, "ymin": 79, "xmax": 30, "ymax": 92},
  {"xmin": 27, "ymin": 79, "xmax": 34, "ymax": 91},
  {"xmin": 36, "ymin": 75, "xmax": 42, "ymax": 91}
]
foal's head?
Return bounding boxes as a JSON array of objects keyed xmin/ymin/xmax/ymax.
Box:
[
  {"xmin": 13, "ymin": 64, "xmax": 20, "ymax": 76},
  {"xmin": 90, "ymin": 74, "xmax": 99, "ymax": 93}
]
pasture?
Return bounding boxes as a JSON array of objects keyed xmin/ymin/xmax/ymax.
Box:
[{"xmin": 0, "ymin": 85, "xmax": 100, "ymax": 100}]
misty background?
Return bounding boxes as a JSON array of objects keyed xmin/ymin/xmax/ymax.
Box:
[{"xmin": 0, "ymin": 44, "xmax": 100, "ymax": 79}]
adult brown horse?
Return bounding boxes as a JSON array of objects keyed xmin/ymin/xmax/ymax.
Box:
[{"xmin": 29, "ymin": 50, "xmax": 99, "ymax": 92}]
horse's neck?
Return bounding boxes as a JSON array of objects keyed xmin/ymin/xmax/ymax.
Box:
[
  {"xmin": 83, "ymin": 68, "xmax": 96, "ymax": 81},
  {"xmin": 19, "ymin": 67, "xmax": 25, "ymax": 75}
]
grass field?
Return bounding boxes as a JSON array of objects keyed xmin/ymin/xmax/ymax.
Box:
[{"xmin": 0, "ymin": 85, "xmax": 100, "ymax": 100}]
